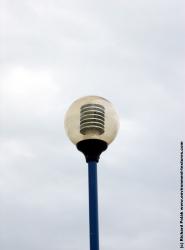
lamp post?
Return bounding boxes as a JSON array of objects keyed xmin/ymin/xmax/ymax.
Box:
[{"xmin": 64, "ymin": 96, "xmax": 119, "ymax": 250}]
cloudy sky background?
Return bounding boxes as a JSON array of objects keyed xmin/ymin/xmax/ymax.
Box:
[{"xmin": 0, "ymin": 0, "xmax": 185, "ymax": 249}]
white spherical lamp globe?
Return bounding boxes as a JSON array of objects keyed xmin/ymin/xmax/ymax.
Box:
[{"xmin": 64, "ymin": 96, "xmax": 119, "ymax": 145}]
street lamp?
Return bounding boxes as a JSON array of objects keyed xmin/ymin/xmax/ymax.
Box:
[{"xmin": 64, "ymin": 96, "xmax": 119, "ymax": 250}]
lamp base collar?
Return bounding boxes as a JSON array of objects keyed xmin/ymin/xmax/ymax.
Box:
[{"xmin": 76, "ymin": 139, "xmax": 108, "ymax": 163}]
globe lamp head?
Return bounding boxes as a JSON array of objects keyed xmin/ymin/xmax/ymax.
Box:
[{"xmin": 64, "ymin": 96, "xmax": 119, "ymax": 162}]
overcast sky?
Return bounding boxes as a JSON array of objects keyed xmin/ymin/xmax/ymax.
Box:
[{"xmin": 0, "ymin": 0, "xmax": 185, "ymax": 250}]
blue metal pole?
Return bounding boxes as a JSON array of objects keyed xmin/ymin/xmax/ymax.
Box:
[{"xmin": 88, "ymin": 161, "xmax": 99, "ymax": 250}]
